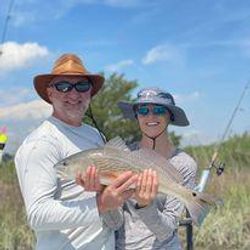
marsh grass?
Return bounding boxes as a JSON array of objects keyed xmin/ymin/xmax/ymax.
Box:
[
  {"xmin": 0, "ymin": 162, "xmax": 35, "ymax": 250},
  {"xmin": 0, "ymin": 133, "xmax": 249, "ymax": 249}
]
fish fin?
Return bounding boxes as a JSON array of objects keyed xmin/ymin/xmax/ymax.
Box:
[
  {"xmin": 129, "ymin": 149, "xmax": 183, "ymax": 183},
  {"xmin": 104, "ymin": 136, "xmax": 131, "ymax": 152},
  {"xmin": 185, "ymin": 191, "xmax": 223, "ymax": 226}
]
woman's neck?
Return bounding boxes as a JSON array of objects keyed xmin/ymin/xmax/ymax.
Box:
[{"xmin": 140, "ymin": 132, "xmax": 175, "ymax": 159}]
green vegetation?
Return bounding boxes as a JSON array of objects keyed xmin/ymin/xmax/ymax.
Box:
[
  {"xmin": 1, "ymin": 133, "xmax": 249, "ymax": 249},
  {"xmin": 0, "ymin": 161, "xmax": 35, "ymax": 250}
]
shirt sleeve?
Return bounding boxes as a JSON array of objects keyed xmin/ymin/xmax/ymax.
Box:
[
  {"xmin": 178, "ymin": 157, "xmax": 197, "ymax": 190},
  {"xmin": 101, "ymin": 208, "xmax": 124, "ymax": 230},
  {"xmin": 132, "ymin": 195, "xmax": 183, "ymax": 242},
  {"xmin": 132, "ymin": 155, "xmax": 198, "ymax": 242},
  {"xmin": 15, "ymin": 139, "xmax": 102, "ymax": 231}
]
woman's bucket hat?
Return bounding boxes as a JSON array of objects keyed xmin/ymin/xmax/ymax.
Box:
[{"xmin": 118, "ymin": 87, "xmax": 189, "ymax": 126}]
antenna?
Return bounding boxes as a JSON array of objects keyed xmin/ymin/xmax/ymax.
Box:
[
  {"xmin": 216, "ymin": 81, "xmax": 250, "ymax": 153},
  {"xmin": 0, "ymin": 0, "xmax": 15, "ymax": 55}
]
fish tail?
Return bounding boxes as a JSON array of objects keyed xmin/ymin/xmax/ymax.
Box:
[{"xmin": 185, "ymin": 191, "xmax": 223, "ymax": 226}]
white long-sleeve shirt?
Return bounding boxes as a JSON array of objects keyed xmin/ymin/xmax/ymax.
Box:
[{"xmin": 15, "ymin": 116, "xmax": 121, "ymax": 250}]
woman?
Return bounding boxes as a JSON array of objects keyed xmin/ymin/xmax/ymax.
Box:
[{"xmin": 115, "ymin": 87, "xmax": 197, "ymax": 250}]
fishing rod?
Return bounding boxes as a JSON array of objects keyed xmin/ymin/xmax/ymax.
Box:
[
  {"xmin": 195, "ymin": 81, "xmax": 250, "ymax": 192},
  {"xmin": 181, "ymin": 81, "xmax": 250, "ymax": 250},
  {"xmin": 0, "ymin": 0, "xmax": 15, "ymax": 55}
]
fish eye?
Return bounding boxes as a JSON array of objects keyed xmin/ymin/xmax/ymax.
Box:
[{"xmin": 62, "ymin": 161, "xmax": 68, "ymax": 166}]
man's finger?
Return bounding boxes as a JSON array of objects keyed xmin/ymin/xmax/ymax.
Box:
[
  {"xmin": 89, "ymin": 165, "xmax": 96, "ymax": 188},
  {"xmin": 112, "ymin": 171, "xmax": 133, "ymax": 188},
  {"xmin": 122, "ymin": 189, "xmax": 134, "ymax": 200},
  {"xmin": 116, "ymin": 174, "xmax": 138, "ymax": 193},
  {"xmin": 84, "ymin": 166, "xmax": 93, "ymax": 187},
  {"xmin": 94, "ymin": 167, "xmax": 100, "ymax": 188}
]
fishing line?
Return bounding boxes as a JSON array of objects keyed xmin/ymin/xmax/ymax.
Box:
[
  {"xmin": 0, "ymin": 0, "xmax": 15, "ymax": 54},
  {"xmin": 217, "ymin": 81, "xmax": 249, "ymax": 151},
  {"xmin": 212, "ymin": 81, "xmax": 250, "ymax": 162},
  {"xmin": 87, "ymin": 104, "xmax": 107, "ymax": 144},
  {"xmin": 196, "ymin": 81, "xmax": 250, "ymax": 192}
]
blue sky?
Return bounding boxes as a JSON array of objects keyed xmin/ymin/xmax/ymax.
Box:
[{"xmin": 0, "ymin": 0, "xmax": 250, "ymax": 152}]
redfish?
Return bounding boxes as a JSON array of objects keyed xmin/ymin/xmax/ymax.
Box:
[{"xmin": 55, "ymin": 137, "xmax": 220, "ymax": 226}]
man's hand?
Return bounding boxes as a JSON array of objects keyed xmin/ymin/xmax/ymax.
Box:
[
  {"xmin": 97, "ymin": 171, "xmax": 138, "ymax": 214},
  {"xmin": 76, "ymin": 165, "xmax": 104, "ymax": 192},
  {"xmin": 134, "ymin": 169, "xmax": 159, "ymax": 208}
]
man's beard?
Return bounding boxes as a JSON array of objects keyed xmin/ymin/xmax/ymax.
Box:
[
  {"xmin": 53, "ymin": 98, "xmax": 90, "ymax": 122},
  {"xmin": 64, "ymin": 101, "xmax": 90, "ymax": 120}
]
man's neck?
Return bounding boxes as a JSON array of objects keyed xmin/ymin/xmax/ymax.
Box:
[{"xmin": 52, "ymin": 113, "xmax": 83, "ymax": 127}]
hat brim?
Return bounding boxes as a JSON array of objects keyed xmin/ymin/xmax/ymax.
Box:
[
  {"xmin": 34, "ymin": 73, "xmax": 104, "ymax": 104},
  {"xmin": 118, "ymin": 100, "xmax": 189, "ymax": 127}
]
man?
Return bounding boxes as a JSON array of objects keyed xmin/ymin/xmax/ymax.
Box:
[{"xmin": 15, "ymin": 53, "xmax": 137, "ymax": 250}]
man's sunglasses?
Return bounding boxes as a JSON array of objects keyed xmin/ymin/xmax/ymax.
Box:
[
  {"xmin": 136, "ymin": 105, "xmax": 169, "ymax": 116},
  {"xmin": 50, "ymin": 80, "xmax": 92, "ymax": 93}
]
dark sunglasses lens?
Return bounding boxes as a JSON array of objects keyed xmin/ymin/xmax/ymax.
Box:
[
  {"xmin": 54, "ymin": 82, "xmax": 72, "ymax": 92},
  {"xmin": 75, "ymin": 82, "xmax": 91, "ymax": 92},
  {"xmin": 137, "ymin": 106, "xmax": 149, "ymax": 115},
  {"xmin": 153, "ymin": 105, "xmax": 167, "ymax": 115}
]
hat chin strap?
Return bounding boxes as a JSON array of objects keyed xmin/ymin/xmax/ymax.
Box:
[{"xmin": 142, "ymin": 124, "xmax": 167, "ymax": 150}]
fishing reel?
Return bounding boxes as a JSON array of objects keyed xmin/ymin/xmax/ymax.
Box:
[{"xmin": 211, "ymin": 161, "xmax": 225, "ymax": 176}]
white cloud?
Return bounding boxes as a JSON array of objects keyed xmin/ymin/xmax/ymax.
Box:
[
  {"xmin": 0, "ymin": 88, "xmax": 35, "ymax": 107},
  {"xmin": 174, "ymin": 91, "xmax": 201, "ymax": 104},
  {"xmin": 142, "ymin": 44, "xmax": 184, "ymax": 65},
  {"xmin": 0, "ymin": 99, "xmax": 52, "ymax": 120},
  {"xmin": 0, "ymin": 41, "xmax": 49, "ymax": 73},
  {"xmin": 173, "ymin": 128, "xmax": 217, "ymax": 147},
  {"xmin": 105, "ymin": 59, "xmax": 134, "ymax": 72},
  {"xmin": 0, "ymin": 99, "xmax": 52, "ymax": 153}
]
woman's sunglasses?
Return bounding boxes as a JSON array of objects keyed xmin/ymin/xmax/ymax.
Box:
[
  {"xmin": 136, "ymin": 105, "xmax": 168, "ymax": 116},
  {"xmin": 50, "ymin": 80, "xmax": 92, "ymax": 93}
]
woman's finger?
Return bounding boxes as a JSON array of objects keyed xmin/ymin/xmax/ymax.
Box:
[
  {"xmin": 151, "ymin": 170, "xmax": 158, "ymax": 197},
  {"xmin": 140, "ymin": 169, "xmax": 148, "ymax": 194},
  {"xmin": 145, "ymin": 169, "xmax": 153, "ymax": 194}
]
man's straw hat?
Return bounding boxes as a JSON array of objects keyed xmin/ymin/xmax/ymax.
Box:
[{"xmin": 33, "ymin": 53, "xmax": 104, "ymax": 103}]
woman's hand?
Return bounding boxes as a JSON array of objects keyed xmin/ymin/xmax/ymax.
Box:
[{"xmin": 134, "ymin": 169, "xmax": 159, "ymax": 208}]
